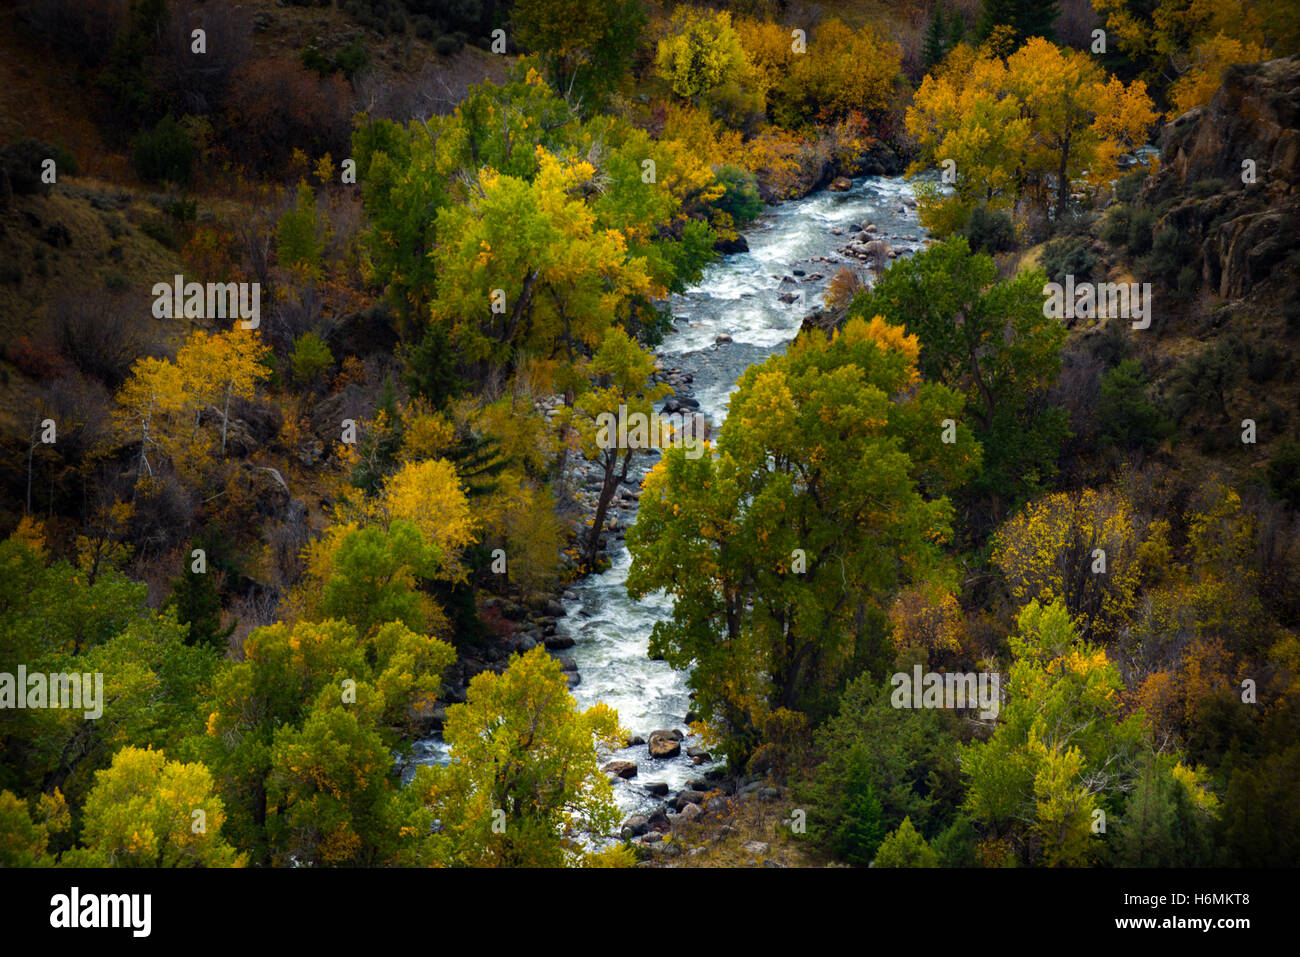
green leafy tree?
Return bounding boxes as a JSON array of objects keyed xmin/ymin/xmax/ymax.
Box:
[
  {"xmin": 64, "ymin": 746, "xmax": 244, "ymax": 867},
  {"xmin": 874, "ymin": 816, "xmax": 941, "ymax": 867},
  {"xmin": 430, "ymin": 149, "xmax": 656, "ymax": 378},
  {"xmin": 627, "ymin": 316, "xmax": 978, "ymax": 761},
  {"xmin": 0, "ymin": 789, "xmax": 69, "ymax": 867},
  {"xmin": 560, "ymin": 328, "xmax": 669, "ymax": 569},
  {"xmin": 276, "ymin": 181, "xmax": 324, "ymax": 279},
  {"xmin": 195, "ymin": 616, "xmax": 453, "ymax": 863},
  {"xmin": 290, "ymin": 331, "xmax": 334, "ymax": 387},
  {"xmin": 315, "ymin": 521, "xmax": 443, "ymax": 638},
  {"xmin": 849, "ymin": 238, "xmax": 1068, "ymax": 530},
  {"xmin": 513, "ymin": 0, "xmax": 646, "ymax": 108},
  {"xmin": 397, "ymin": 647, "xmax": 624, "ymax": 866},
  {"xmin": 266, "ymin": 701, "xmax": 393, "ymax": 866},
  {"xmin": 962, "ymin": 601, "xmax": 1145, "ymax": 865},
  {"xmin": 1098, "ymin": 359, "xmax": 1171, "ymax": 450}
]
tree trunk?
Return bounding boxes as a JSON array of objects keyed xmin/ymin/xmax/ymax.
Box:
[
  {"xmin": 584, "ymin": 447, "xmax": 629, "ymax": 569},
  {"xmin": 221, "ymin": 379, "xmax": 232, "ymax": 456}
]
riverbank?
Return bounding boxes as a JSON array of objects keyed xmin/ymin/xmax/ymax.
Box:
[{"xmin": 404, "ymin": 172, "xmax": 930, "ymax": 850}]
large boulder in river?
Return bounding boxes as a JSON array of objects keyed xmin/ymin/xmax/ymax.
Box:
[
  {"xmin": 714, "ymin": 234, "xmax": 749, "ymax": 254},
  {"xmin": 828, "ymin": 176, "xmax": 853, "ymax": 192},
  {"xmin": 621, "ymin": 814, "xmax": 651, "ymax": 838},
  {"xmin": 603, "ymin": 760, "xmax": 638, "ymax": 779},
  {"xmin": 648, "ymin": 730, "xmax": 682, "ymax": 758}
]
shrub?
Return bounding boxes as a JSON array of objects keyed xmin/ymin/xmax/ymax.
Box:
[
  {"xmin": 163, "ymin": 197, "xmax": 197, "ymax": 222},
  {"xmin": 1247, "ymin": 341, "xmax": 1285, "ymax": 383},
  {"xmin": 1168, "ymin": 340, "xmax": 1243, "ymax": 422},
  {"xmin": 713, "ymin": 164, "xmax": 763, "ymax": 226},
  {"xmin": 1126, "ymin": 207, "xmax": 1156, "ymax": 256},
  {"xmin": 138, "ymin": 216, "xmax": 178, "ymax": 249},
  {"xmin": 1142, "ymin": 226, "xmax": 1199, "ymax": 293},
  {"xmin": 1114, "ymin": 167, "xmax": 1146, "ymax": 204},
  {"xmin": 6, "ymin": 337, "xmax": 69, "ymax": 380},
  {"xmin": 52, "ymin": 289, "xmax": 145, "ymax": 388},
  {"xmin": 133, "ymin": 116, "xmax": 195, "ymax": 186},
  {"xmin": 1042, "ymin": 234, "xmax": 1097, "ymax": 285},
  {"xmin": 0, "ymin": 138, "xmax": 74, "ymax": 197},
  {"xmin": 962, "ymin": 203, "xmax": 1015, "ymax": 254},
  {"xmin": 1267, "ymin": 439, "xmax": 1300, "ymax": 509},
  {"xmin": 435, "ymin": 33, "xmax": 462, "ymax": 56},
  {"xmin": 1099, "ymin": 204, "xmax": 1130, "ymax": 247},
  {"xmin": 1098, "ymin": 359, "xmax": 1171, "ymax": 450},
  {"xmin": 290, "ymin": 332, "xmax": 334, "ymax": 386},
  {"xmin": 1088, "ymin": 317, "xmax": 1130, "ymax": 368}
]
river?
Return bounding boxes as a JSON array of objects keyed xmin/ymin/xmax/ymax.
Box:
[{"xmin": 405, "ymin": 173, "xmax": 929, "ymax": 819}]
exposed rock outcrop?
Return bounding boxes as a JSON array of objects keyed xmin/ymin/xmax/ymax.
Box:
[{"xmin": 1145, "ymin": 55, "xmax": 1300, "ymax": 299}]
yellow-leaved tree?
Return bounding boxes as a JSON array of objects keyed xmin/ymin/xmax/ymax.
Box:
[
  {"xmin": 174, "ymin": 326, "xmax": 270, "ymax": 457},
  {"xmin": 992, "ymin": 488, "xmax": 1145, "ymax": 643},
  {"xmin": 63, "ymin": 746, "xmax": 245, "ymax": 867},
  {"xmin": 907, "ymin": 39, "xmax": 1154, "ymax": 230},
  {"xmin": 394, "ymin": 647, "xmax": 627, "ymax": 867},
  {"xmin": 382, "ymin": 458, "xmax": 479, "ymax": 583}
]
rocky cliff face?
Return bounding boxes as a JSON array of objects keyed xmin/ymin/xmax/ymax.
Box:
[{"xmin": 1146, "ymin": 55, "xmax": 1300, "ymax": 299}]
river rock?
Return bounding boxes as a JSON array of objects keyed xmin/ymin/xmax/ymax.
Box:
[
  {"xmin": 648, "ymin": 730, "xmax": 682, "ymax": 758},
  {"xmin": 621, "ymin": 814, "xmax": 650, "ymax": 838},
  {"xmin": 677, "ymin": 789, "xmax": 708, "ymax": 806},
  {"xmin": 675, "ymin": 802, "xmax": 703, "ymax": 824},
  {"xmin": 644, "ymin": 781, "xmax": 670, "ymax": 796},
  {"xmin": 603, "ymin": 760, "xmax": 638, "ymax": 779},
  {"xmin": 714, "ymin": 234, "xmax": 749, "ymax": 254},
  {"xmin": 626, "ymin": 735, "xmax": 646, "ymax": 747},
  {"xmin": 828, "ymin": 176, "xmax": 853, "ymax": 192},
  {"xmin": 543, "ymin": 634, "xmax": 575, "ymax": 650}
]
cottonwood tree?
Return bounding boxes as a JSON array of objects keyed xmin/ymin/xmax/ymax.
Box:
[
  {"xmin": 559, "ymin": 328, "xmax": 669, "ymax": 570},
  {"xmin": 961, "ymin": 600, "xmax": 1148, "ymax": 865},
  {"xmin": 63, "ymin": 746, "xmax": 244, "ymax": 867},
  {"xmin": 849, "ymin": 238, "xmax": 1068, "ymax": 527},
  {"xmin": 627, "ymin": 316, "xmax": 978, "ymax": 762},
  {"xmin": 907, "ymin": 39, "xmax": 1154, "ymax": 227},
  {"xmin": 396, "ymin": 647, "xmax": 626, "ymax": 867},
  {"xmin": 430, "ymin": 150, "xmax": 657, "ymax": 381}
]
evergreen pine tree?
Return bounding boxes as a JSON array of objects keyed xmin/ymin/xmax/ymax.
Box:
[
  {"xmin": 165, "ymin": 562, "xmax": 235, "ymax": 651},
  {"xmin": 977, "ymin": 0, "xmax": 1057, "ymax": 44},
  {"xmin": 923, "ymin": 5, "xmax": 948, "ymax": 68},
  {"xmin": 948, "ymin": 9, "xmax": 967, "ymax": 48}
]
